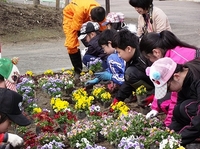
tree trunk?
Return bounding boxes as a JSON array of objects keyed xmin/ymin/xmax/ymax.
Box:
[
  {"xmin": 33, "ymin": 0, "xmax": 40, "ymax": 7},
  {"xmin": 56, "ymin": 0, "xmax": 60, "ymax": 10},
  {"xmin": 65, "ymin": 0, "xmax": 69, "ymax": 7}
]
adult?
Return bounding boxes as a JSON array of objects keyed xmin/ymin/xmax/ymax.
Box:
[
  {"xmin": 63, "ymin": 0, "xmax": 106, "ymax": 81},
  {"xmin": 129, "ymin": 0, "xmax": 171, "ymax": 38}
]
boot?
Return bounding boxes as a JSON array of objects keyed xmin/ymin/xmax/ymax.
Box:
[{"xmin": 69, "ymin": 49, "xmax": 83, "ymax": 83}]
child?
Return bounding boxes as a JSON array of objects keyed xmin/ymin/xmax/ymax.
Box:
[
  {"xmin": 129, "ymin": 0, "xmax": 171, "ymax": 38},
  {"xmin": 146, "ymin": 57, "xmax": 200, "ymax": 146},
  {"xmin": 78, "ymin": 21, "xmax": 108, "ymax": 70},
  {"xmin": 110, "ymin": 29, "xmax": 153, "ymax": 105},
  {"xmin": 102, "ymin": 12, "xmax": 126, "ymax": 30},
  {"xmin": 102, "ymin": 12, "xmax": 137, "ymax": 33},
  {"xmin": 140, "ymin": 30, "xmax": 199, "ymax": 126},
  {"xmin": 63, "ymin": 0, "xmax": 106, "ymax": 81},
  {"xmin": 0, "ymin": 58, "xmax": 20, "ymax": 92},
  {"xmin": 0, "ymin": 88, "xmax": 31, "ymax": 148},
  {"xmin": 86, "ymin": 29, "xmax": 126, "ymax": 91}
]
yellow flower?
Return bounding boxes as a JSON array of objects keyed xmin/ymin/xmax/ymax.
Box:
[
  {"xmin": 33, "ymin": 107, "xmax": 42, "ymax": 114},
  {"xmin": 136, "ymin": 85, "xmax": 147, "ymax": 95},
  {"xmin": 50, "ymin": 97, "xmax": 69, "ymax": 112},
  {"xmin": 74, "ymin": 96, "xmax": 92, "ymax": 111},
  {"xmin": 101, "ymin": 92, "xmax": 111, "ymax": 102},
  {"xmin": 72, "ymin": 88, "xmax": 88, "ymax": 101},
  {"xmin": 89, "ymin": 70, "xmax": 93, "ymax": 75},
  {"xmin": 92, "ymin": 87, "xmax": 106, "ymax": 99},
  {"xmin": 177, "ymin": 146, "xmax": 185, "ymax": 149},
  {"xmin": 44, "ymin": 69, "xmax": 54, "ymax": 75},
  {"xmin": 64, "ymin": 70, "xmax": 74, "ymax": 75},
  {"xmin": 112, "ymin": 101, "xmax": 130, "ymax": 118},
  {"xmin": 61, "ymin": 68, "xmax": 65, "ymax": 72},
  {"xmin": 80, "ymin": 72, "xmax": 85, "ymax": 76},
  {"xmin": 25, "ymin": 70, "xmax": 34, "ymax": 76}
]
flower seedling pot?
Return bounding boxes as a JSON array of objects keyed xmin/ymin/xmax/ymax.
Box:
[
  {"xmin": 77, "ymin": 111, "xmax": 87, "ymax": 120},
  {"xmin": 103, "ymin": 101, "xmax": 111, "ymax": 109},
  {"xmin": 136, "ymin": 94, "xmax": 147, "ymax": 105}
]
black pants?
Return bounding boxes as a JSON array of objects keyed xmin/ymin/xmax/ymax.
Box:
[{"xmin": 169, "ymin": 99, "xmax": 200, "ymax": 146}]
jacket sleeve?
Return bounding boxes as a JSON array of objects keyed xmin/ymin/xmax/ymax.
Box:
[
  {"xmin": 178, "ymin": 82, "xmax": 200, "ymax": 145},
  {"xmin": 71, "ymin": 7, "xmax": 86, "ymax": 31},
  {"xmin": 153, "ymin": 7, "xmax": 172, "ymax": 33},
  {"xmin": 0, "ymin": 133, "xmax": 6, "ymax": 143},
  {"xmin": 137, "ymin": 15, "xmax": 144, "ymax": 37},
  {"xmin": 107, "ymin": 54, "xmax": 125, "ymax": 85},
  {"xmin": 115, "ymin": 66, "xmax": 153, "ymax": 101},
  {"xmin": 151, "ymin": 92, "xmax": 172, "ymax": 112},
  {"xmin": 86, "ymin": 37, "xmax": 107, "ymax": 59},
  {"xmin": 151, "ymin": 98, "xmax": 159, "ymax": 111}
]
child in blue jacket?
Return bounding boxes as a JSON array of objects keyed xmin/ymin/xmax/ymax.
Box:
[{"xmin": 86, "ymin": 29, "xmax": 125, "ymax": 88}]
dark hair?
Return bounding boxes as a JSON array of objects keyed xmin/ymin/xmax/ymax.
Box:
[
  {"xmin": 140, "ymin": 30, "xmax": 198, "ymax": 55},
  {"xmin": 129, "ymin": 0, "xmax": 153, "ymax": 29},
  {"xmin": 129, "ymin": 0, "xmax": 153, "ymax": 10},
  {"xmin": 90, "ymin": 6, "xmax": 106, "ymax": 22},
  {"xmin": 111, "ymin": 29, "xmax": 140, "ymax": 59},
  {"xmin": 98, "ymin": 29, "xmax": 117, "ymax": 46},
  {"xmin": 183, "ymin": 59, "xmax": 200, "ymax": 80},
  {"xmin": 109, "ymin": 22, "xmax": 126, "ymax": 31},
  {"xmin": 0, "ymin": 74, "xmax": 4, "ymax": 81},
  {"xmin": 0, "ymin": 112, "xmax": 8, "ymax": 124}
]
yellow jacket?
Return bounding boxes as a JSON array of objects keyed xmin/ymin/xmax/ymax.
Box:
[{"xmin": 63, "ymin": 0, "xmax": 106, "ymax": 54}]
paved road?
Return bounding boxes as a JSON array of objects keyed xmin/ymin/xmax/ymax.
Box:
[{"xmin": 2, "ymin": 0, "xmax": 200, "ymax": 74}]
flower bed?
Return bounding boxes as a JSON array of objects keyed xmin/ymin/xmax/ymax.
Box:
[{"xmin": 13, "ymin": 68, "xmax": 185, "ymax": 149}]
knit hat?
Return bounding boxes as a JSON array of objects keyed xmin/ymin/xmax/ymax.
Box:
[
  {"xmin": 0, "ymin": 58, "xmax": 20, "ymax": 83},
  {"xmin": 0, "ymin": 88, "xmax": 31, "ymax": 126},
  {"xmin": 102, "ymin": 12, "xmax": 125, "ymax": 26},
  {"xmin": 145, "ymin": 57, "xmax": 177, "ymax": 99},
  {"xmin": 78, "ymin": 21, "xmax": 100, "ymax": 40}
]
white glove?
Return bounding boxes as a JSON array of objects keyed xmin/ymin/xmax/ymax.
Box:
[
  {"xmin": 146, "ymin": 110, "xmax": 158, "ymax": 119},
  {"xmin": 7, "ymin": 133, "xmax": 23, "ymax": 147}
]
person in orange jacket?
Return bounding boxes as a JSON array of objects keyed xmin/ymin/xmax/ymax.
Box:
[{"xmin": 63, "ymin": 0, "xmax": 106, "ymax": 81}]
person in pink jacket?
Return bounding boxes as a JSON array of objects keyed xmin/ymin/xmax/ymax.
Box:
[{"xmin": 139, "ymin": 30, "xmax": 199, "ymax": 126}]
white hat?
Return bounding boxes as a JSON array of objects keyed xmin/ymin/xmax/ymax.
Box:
[
  {"xmin": 146, "ymin": 57, "xmax": 177, "ymax": 99},
  {"xmin": 78, "ymin": 21, "xmax": 100, "ymax": 40},
  {"xmin": 102, "ymin": 12, "xmax": 125, "ymax": 26}
]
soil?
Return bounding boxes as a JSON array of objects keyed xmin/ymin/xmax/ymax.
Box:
[
  {"xmin": 0, "ymin": 1, "xmax": 137, "ymax": 43},
  {"xmin": 0, "ymin": 2, "xmax": 150, "ymax": 148},
  {"xmin": 0, "ymin": 1, "xmax": 65, "ymax": 43}
]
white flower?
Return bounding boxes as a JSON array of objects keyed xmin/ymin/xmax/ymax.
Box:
[
  {"xmin": 75, "ymin": 142, "xmax": 81, "ymax": 148},
  {"xmin": 159, "ymin": 139, "xmax": 167, "ymax": 149},
  {"xmin": 94, "ymin": 105, "xmax": 101, "ymax": 112},
  {"xmin": 81, "ymin": 138, "xmax": 89, "ymax": 144},
  {"xmin": 68, "ymin": 80, "xmax": 73, "ymax": 84}
]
